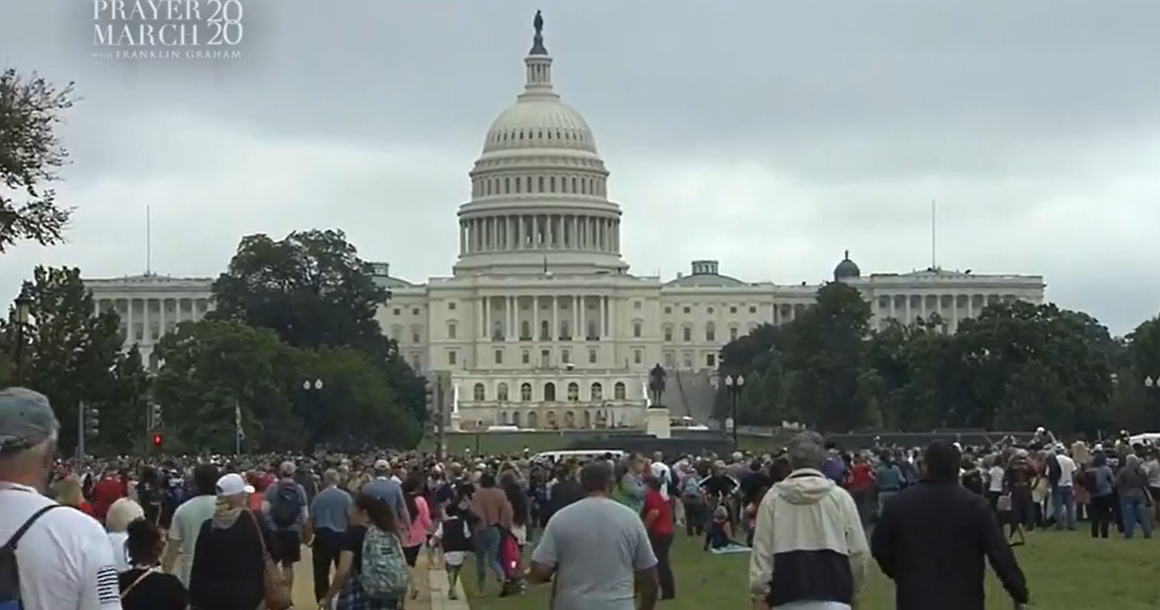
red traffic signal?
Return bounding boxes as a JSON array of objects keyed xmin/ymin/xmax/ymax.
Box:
[{"xmin": 152, "ymin": 433, "xmax": 163, "ymax": 447}]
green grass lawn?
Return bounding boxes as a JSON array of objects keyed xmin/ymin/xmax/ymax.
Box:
[{"xmin": 460, "ymin": 529, "xmax": 1159, "ymax": 609}]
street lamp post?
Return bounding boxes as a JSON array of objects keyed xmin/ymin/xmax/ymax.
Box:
[
  {"xmin": 302, "ymin": 378, "xmax": 324, "ymax": 448},
  {"xmin": 724, "ymin": 373, "xmax": 745, "ymax": 447},
  {"xmin": 13, "ymin": 287, "xmax": 32, "ymax": 385}
]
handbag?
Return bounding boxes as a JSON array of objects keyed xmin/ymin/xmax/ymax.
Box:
[{"xmin": 244, "ymin": 509, "xmax": 293, "ymax": 610}]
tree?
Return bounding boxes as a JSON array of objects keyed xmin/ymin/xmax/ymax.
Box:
[
  {"xmin": 958, "ymin": 303, "xmax": 1113, "ymax": 434},
  {"xmin": 0, "ymin": 266, "xmax": 148, "ymax": 454},
  {"xmin": 153, "ymin": 320, "xmax": 303, "ymax": 453},
  {"xmin": 1124, "ymin": 315, "xmax": 1160, "ymax": 431},
  {"xmin": 210, "ymin": 229, "xmax": 427, "ymax": 428},
  {"xmin": 0, "ymin": 69, "xmax": 78, "ymax": 252},
  {"xmin": 778, "ymin": 282, "xmax": 875, "ymax": 431}
]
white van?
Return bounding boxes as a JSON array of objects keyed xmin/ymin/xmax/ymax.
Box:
[{"xmin": 530, "ymin": 449, "xmax": 627, "ymax": 464}]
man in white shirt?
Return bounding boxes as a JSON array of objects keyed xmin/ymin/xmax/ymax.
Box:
[
  {"xmin": 161, "ymin": 463, "xmax": 221, "ymax": 586},
  {"xmin": 0, "ymin": 388, "xmax": 122, "ymax": 610},
  {"xmin": 1049, "ymin": 446, "xmax": 1077, "ymax": 531}
]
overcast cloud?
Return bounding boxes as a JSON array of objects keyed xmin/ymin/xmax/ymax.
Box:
[{"xmin": 1, "ymin": 0, "xmax": 1157, "ymax": 335}]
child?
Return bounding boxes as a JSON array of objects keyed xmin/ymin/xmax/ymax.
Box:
[
  {"xmin": 705, "ymin": 505, "xmax": 743, "ymax": 551},
  {"xmin": 432, "ymin": 500, "xmax": 472, "ymax": 600}
]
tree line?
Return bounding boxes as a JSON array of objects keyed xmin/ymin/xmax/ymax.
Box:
[
  {"xmin": 0, "ymin": 230, "xmax": 428, "ymax": 455},
  {"xmin": 718, "ymin": 282, "xmax": 1160, "ymax": 437}
]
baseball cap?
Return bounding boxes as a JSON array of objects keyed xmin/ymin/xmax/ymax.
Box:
[
  {"xmin": 216, "ymin": 472, "xmax": 255, "ymax": 496},
  {"xmin": 0, "ymin": 387, "xmax": 59, "ymax": 455},
  {"xmin": 373, "ymin": 459, "xmax": 390, "ymax": 470}
]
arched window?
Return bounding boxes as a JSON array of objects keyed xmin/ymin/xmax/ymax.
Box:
[
  {"xmin": 520, "ymin": 383, "xmax": 532, "ymax": 401},
  {"xmin": 632, "ymin": 320, "xmax": 642, "ymax": 338},
  {"xmin": 540, "ymin": 320, "xmax": 550, "ymax": 340},
  {"xmin": 591, "ymin": 382, "xmax": 603, "ymax": 401},
  {"xmin": 512, "ymin": 412, "xmax": 522, "ymax": 427},
  {"xmin": 520, "ymin": 320, "xmax": 531, "ymax": 340},
  {"xmin": 705, "ymin": 321, "xmax": 716, "ymax": 342},
  {"xmin": 544, "ymin": 382, "xmax": 557, "ymax": 402},
  {"xmin": 614, "ymin": 382, "xmax": 626, "ymax": 400},
  {"xmin": 497, "ymin": 383, "xmax": 509, "ymax": 402},
  {"xmin": 587, "ymin": 319, "xmax": 598, "ymax": 340},
  {"xmin": 559, "ymin": 320, "xmax": 570, "ymax": 340},
  {"xmin": 492, "ymin": 320, "xmax": 504, "ymax": 341},
  {"xmin": 567, "ymin": 382, "xmax": 580, "ymax": 401},
  {"xmin": 473, "ymin": 383, "xmax": 485, "ymax": 401}
]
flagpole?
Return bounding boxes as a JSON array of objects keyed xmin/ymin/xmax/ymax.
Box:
[{"xmin": 234, "ymin": 399, "xmax": 241, "ymax": 455}]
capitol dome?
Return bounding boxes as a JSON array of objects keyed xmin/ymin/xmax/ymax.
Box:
[
  {"xmin": 454, "ymin": 13, "xmax": 626, "ymax": 277},
  {"xmin": 482, "ymin": 101, "xmax": 598, "ymax": 155}
]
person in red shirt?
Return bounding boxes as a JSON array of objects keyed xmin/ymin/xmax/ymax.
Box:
[
  {"xmin": 91, "ymin": 471, "xmax": 129, "ymax": 523},
  {"xmin": 643, "ymin": 475, "xmax": 675, "ymax": 600},
  {"xmin": 845, "ymin": 454, "xmax": 876, "ymax": 524}
]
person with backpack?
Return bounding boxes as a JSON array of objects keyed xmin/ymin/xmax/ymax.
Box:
[
  {"xmin": 0, "ymin": 387, "xmax": 124, "ymax": 610},
  {"xmin": 319, "ymin": 489, "xmax": 410, "ymax": 609},
  {"xmin": 261, "ymin": 461, "xmax": 309, "ymax": 589}
]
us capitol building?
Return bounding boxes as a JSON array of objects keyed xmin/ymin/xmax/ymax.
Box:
[{"xmin": 82, "ymin": 17, "xmax": 1044, "ymax": 431}]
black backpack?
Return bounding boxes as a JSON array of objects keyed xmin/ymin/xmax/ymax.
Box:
[
  {"xmin": 1046, "ymin": 455, "xmax": 1062, "ymax": 486},
  {"xmin": 269, "ymin": 482, "xmax": 302, "ymax": 529},
  {"xmin": 0, "ymin": 505, "xmax": 63, "ymax": 609}
]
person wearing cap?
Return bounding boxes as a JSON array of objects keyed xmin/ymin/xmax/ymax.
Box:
[
  {"xmin": 0, "ymin": 387, "xmax": 124, "ymax": 609},
  {"xmin": 362, "ymin": 459, "xmax": 410, "ymax": 530},
  {"xmin": 187, "ymin": 472, "xmax": 277, "ymax": 610}
]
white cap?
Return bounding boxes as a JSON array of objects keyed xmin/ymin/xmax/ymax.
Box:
[
  {"xmin": 216, "ymin": 473, "xmax": 255, "ymax": 496},
  {"xmin": 373, "ymin": 459, "xmax": 390, "ymax": 470}
]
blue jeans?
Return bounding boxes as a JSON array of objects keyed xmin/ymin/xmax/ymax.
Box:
[
  {"xmin": 1051, "ymin": 486, "xmax": 1076, "ymax": 530},
  {"xmin": 1120, "ymin": 495, "xmax": 1153, "ymax": 539},
  {"xmin": 474, "ymin": 525, "xmax": 505, "ymax": 584}
]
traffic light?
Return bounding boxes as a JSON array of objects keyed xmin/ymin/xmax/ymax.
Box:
[
  {"xmin": 84, "ymin": 405, "xmax": 99, "ymax": 438},
  {"xmin": 152, "ymin": 433, "xmax": 163, "ymax": 448}
]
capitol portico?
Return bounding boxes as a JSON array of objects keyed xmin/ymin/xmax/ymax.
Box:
[{"xmin": 81, "ymin": 16, "xmax": 1044, "ymax": 430}]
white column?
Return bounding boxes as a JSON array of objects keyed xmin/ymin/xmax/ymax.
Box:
[
  {"xmin": 951, "ymin": 293, "xmax": 959, "ymax": 332},
  {"xmin": 482, "ymin": 296, "xmax": 490, "ymax": 340},
  {"xmin": 888, "ymin": 295, "xmax": 896, "ymax": 321},
  {"xmin": 508, "ymin": 296, "xmax": 516, "ymax": 339},
  {"xmin": 600, "ymin": 296, "xmax": 607, "ymax": 338},
  {"xmin": 158, "ymin": 298, "xmax": 167, "ymax": 339},
  {"xmin": 126, "ymin": 299, "xmax": 135, "ymax": 343},
  {"xmin": 532, "ymin": 296, "xmax": 539, "ymax": 341},
  {"xmin": 551, "ymin": 296, "xmax": 559, "ymax": 341},
  {"xmin": 142, "ymin": 299, "xmax": 152, "ymax": 344},
  {"xmin": 478, "ymin": 298, "xmax": 486, "ymax": 338}
]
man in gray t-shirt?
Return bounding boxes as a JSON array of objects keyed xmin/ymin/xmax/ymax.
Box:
[{"xmin": 530, "ymin": 461, "xmax": 659, "ymax": 610}]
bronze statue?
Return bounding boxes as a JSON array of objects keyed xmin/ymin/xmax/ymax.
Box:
[
  {"xmin": 648, "ymin": 364, "xmax": 667, "ymax": 408},
  {"xmin": 533, "ymin": 10, "xmax": 544, "ymax": 36}
]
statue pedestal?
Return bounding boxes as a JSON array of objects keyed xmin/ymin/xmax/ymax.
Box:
[
  {"xmin": 449, "ymin": 412, "xmax": 462, "ymax": 432},
  {"xmin": 645, "ymin": 407, "xmax": 671, "ymax": 439}
]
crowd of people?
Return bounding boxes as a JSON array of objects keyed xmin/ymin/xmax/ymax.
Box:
[{"xmin": 3, "ymin": 386, "xmax": 1158, "ymax": 610}]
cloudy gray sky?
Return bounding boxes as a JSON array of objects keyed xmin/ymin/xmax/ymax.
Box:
[{"xmin": 2, "ymin": 0, "xmax": 1158, "ymax": 335}]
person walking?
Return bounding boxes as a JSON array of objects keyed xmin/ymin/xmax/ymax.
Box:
[
  {"xmin": 642, "ymin": 475, "xmax": 675, "ymax": 600},
  {"xmin": 529, "ymin": 460, "xmax": 658, "ymax": 610},
  {"xmin": 871, "ymin": 441, "xmax": 1029, "ymax": 610},
  {"xmin": 0, "ymin": 388, "xmax": 123, "ymax": 610},
  {"xmin": 307, "ymin": 469, "xmax": 352, "ymax": 603},
  {"xmin": 748, "ymin": 431, "xmax": 869, "ymax": 610}
]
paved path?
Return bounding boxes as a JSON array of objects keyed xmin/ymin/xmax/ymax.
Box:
[{"xmin": 291, "ymin": 545, "xmax": 467, "ymax": 610}]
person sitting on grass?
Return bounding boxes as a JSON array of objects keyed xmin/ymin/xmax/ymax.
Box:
[{"xmin": 704, "ymin": 505, "xmax": 744, "ymax": 551}]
